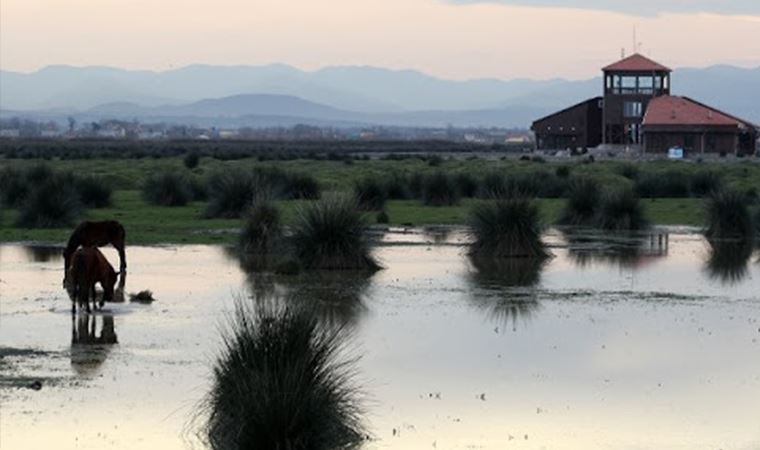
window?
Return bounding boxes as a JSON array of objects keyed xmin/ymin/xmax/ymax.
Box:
[
  {"xmin": 621, "ymin": 76, "xmax": 637, "ymax": 93},
  {"xmin": 638, "ymin": 76, "xmax": 654, "ymax": 94},
  {"xmin": 624, "ymin": 101, "xmax": 643, "ymax": 118}
]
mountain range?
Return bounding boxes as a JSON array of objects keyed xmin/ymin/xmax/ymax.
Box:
[{"xmin": 1, "ymin": 63, "xmax": 758, "ymax": 128}]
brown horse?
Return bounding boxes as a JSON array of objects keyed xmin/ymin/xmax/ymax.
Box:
[
  {"xmin": 67, "ymin": 247, "xmax": 119, "ymax": 314},
  {"xmin": 63, "ymin": 220, "xmax": 126, "ymax": 284}
]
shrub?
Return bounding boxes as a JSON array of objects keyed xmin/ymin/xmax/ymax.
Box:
[
  {"xmin": 408, "ymin": 172, "xmax": 424, "ymax": 199},
  {"xmin": 200, "ymin": 302, "xmax": 365, "ymax": 450},
  {"xmin": 422, "ymin": 172, "xmax": 459, "ymax": 206},
  {"xmin": 205, "ymin": 169, "xmax": 255, "ymax": 218},
  {"xmin": 704, "ymin": 189, "xmax": 753, "ymax": 239},
  {"xmin": 384, "ymin": 175, "xmax": 410, "ymax": 200},
  {"xmin": 555, "ymin": 165, "xmax": 571, "ymax": 178},
  {"xmin": 188, "ymin": 175, "xmax": 208, "ymax": 201},
  {"xmin": 635, "ymin": 171, "xmax": 690, "ymax": 198},
  {"xmin": 290, "ymin": 195, "xmax": 380, "ymax": 271},
  {"xmin": 690, "ymin": 171, "xmax": 723, "ymax": 197},
  {"xmin": 558, "ymin": 177, "xmax": 600, "ymax": 226},
  {"xmin": 468, "ymin": 198, "xmax": 548, "ymax": 258},
  {"xmin": 75, "ymin": 176, "xmax": 112, "ymax": 208},
  {"xmin": 142, "ymin": 172, "xmax": 191, "ymax": 206},
  {"xmin": 183, "ymin": 152, "xmax": 200, "ymax": 169},
  {"xmin": 617, "ymin": 163, "xmax": 639, "ymax": 180},
  {"xmin": 285, "ymin": 173, "xmax": 321, "ymax": 200},
  {"xmin": 240, "ymin": 199, "xmax": 281, "ymax": 254},
  {"xmin": 454, "ymin": 172, "xmax": 479, "ymax": 198},
  {"xmin": 25, "ymin": 164, "xmax": 54, "ymax": 184},
  {"xmin": 596, "ymin": 188, "xmax": 648, "ymax": 231},
  {"xmin": 479, "ymin": 172, "xmax": 509, "ymax": 198},
  {"xmin": 16, "ymin": 174, "xmax": 83, "ymax": 228},
  {"xmin": 353, "ymin": 178, "xmax": 387, "ymax": 211},
  {"xmin": 376, "ymin": 211, "xmax": 389, "ymax": 224},
  {"xmin": 0, "ymin": 166, "xmax": 30, "ymax": 207}
]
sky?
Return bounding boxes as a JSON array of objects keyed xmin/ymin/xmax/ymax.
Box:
[{"xmin": 1, "ymin": 0, "xmax": 759, "ymax": 80}]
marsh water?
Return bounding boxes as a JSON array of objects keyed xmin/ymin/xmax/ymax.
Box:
[{"xmin": 1, "ymin": 228, "xmax": 759, "ymax": 450}]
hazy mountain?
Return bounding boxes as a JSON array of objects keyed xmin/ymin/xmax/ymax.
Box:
[{"xmin": 1, "ymin": 63, "xmax": 758, "ymax": 127}]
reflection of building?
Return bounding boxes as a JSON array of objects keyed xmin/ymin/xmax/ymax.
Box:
[{"xmin": 532, "ymin": 53, "xmax": 758, "ymax": 155}]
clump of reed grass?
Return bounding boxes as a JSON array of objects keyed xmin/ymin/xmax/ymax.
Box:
[
  {"xmin": 384, "ymin": 174, "xmax": 410, "ymax": 200},
  {"xmin": 454, "ymin": 172, "xmax": 479, "ymax": 198},
  {"xmin": 468, "ymin": 198, "xmax": 548, "ymax": 258},
  {"xmin": 142, "ymin": 172, "xmax": 191, "ymax": 206},
  {"xmin": 183, "ymin": 151, "xmax": 200, "ymax": 169},
  {"xmin": 291, "ymin": 195, "xmax": 380, "ymax": 271},
  {"xmin": 75, "ymin": 176, "xmax": 112, "ymax": 208},
  {"xmin": 205, "ymin": 169, "xmax": 255, "ymax": 218},
  {"xmin": 239, "ymin": 198, "xmax": 282, "ymax": 254},
  {"xmin": 596, "ymin": 188, "xmax": 648, "ymax": 231},
  {"xmin": 353, "ymin": 177, "xmax": 387, "ymax": 211},
  {"xmin": 200, "ymin": 302, "xmax": 365, "ymax": 450},
  {"xmin": 558, "ymin": 177, "xmax": 600, "ymax": 226},
  {"xmin": 16, "ymin": 174, "xmax": 83, "ymax": 228},
  {"xmin": 285, "ymin": 172, "xmax": 321, "ymax": 200},
  {"xmin": 690, "ymin": 171, "xmax": 723, "ymax": 197},
  {"xmin": 0, "ymin": 166, "xmax": 30, "ymax": 207},
  {"xmin": 704, "ymin": 189, "xmax": 753, "ymax": 239},
  {"xmin": 421, "ymin": 172, "xmax": 459, "ymax": 206}
]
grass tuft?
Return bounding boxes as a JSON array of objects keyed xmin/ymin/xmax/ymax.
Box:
[
  {"xmin": 200, "ymin": 302, "xmax": 365, "ymax": 450},
  {"xmin": 704, "ymin": 189, "xmax": 753, "ymax": 239},
  {"xmin": 421, "ymin": 172, "xmax": 460, "ymax": 206},
  {"xmin": 75, "ymin": 176, "xmax": 113, "ymax": 208},
  {"xmin": 468, "ymin": 198, "xmax": 548, "ymax": 258},
  {"xmin": 353, "ymin": 178, "xmax": 387, "ymax": 211},
  {"xmin": 239, "ymin": 198, "xmax": 282, "ymax": 254},
  {"xmin": 291, "ymin": 195, "xmax": 380, "ymax": 271},
  {"xmin": 596, "ymin": 188, "xmax": 648, "ymax": 231},
  {"xmin": 558, "ymin": 177, "xmax": 600, "ymax": 226},
  {"xmin": 142, "ymin": 172, "xmax": 191, "ymax": 206},
  {"xmin": 16, "ymin": 174, "xmax": 83, "ymax": 228},
  {"xmin": 205, "ymin": 169, "xmax": 255, "ymax": 218}
]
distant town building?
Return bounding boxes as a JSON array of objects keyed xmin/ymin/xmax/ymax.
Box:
[{"xmin": 532, "ymin": 53, "xmax": 758, "ymax": 156}]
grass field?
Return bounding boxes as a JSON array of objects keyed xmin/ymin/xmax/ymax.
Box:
[{"xmin": 1, "ymin": 154, "xmax": 756, "ymax": 244}]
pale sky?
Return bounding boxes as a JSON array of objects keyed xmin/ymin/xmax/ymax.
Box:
[{"xmin": 1, "ymin": 0, "xmax": 759, "ymax": 80}]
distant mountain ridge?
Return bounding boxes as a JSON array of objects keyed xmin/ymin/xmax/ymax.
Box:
[{"xmin": 1, "ymin": 63, "xmax": 758, "ymax": 127}]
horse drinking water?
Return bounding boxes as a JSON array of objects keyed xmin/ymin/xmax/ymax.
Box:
[
  {"xmin": 63, "ymin": 220, "xmax": 126, "ymax": 285},
  {"xmin": 67, "ymin": 247, "xmax": 119, "ymax": 314}
]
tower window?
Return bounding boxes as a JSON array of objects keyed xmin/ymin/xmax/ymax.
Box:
[{"xmin": 624, "ymin": 101, "xmax": 643, "ymax": 118}]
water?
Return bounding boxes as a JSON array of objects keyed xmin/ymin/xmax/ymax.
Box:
[{"xmin": 1, "ymin": 229, "xmax": 759, "ymax": 449}]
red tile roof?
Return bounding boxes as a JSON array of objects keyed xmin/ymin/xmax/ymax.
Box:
[
  {"xmin": 603, "ymin": 53, "xmax": 671, "ymax": 72},
  {"xmin": 643, "ymin": 96, "xmax": 748, "ymax": 127}
]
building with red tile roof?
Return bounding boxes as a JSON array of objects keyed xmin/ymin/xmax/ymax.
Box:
[{"xmin": 531, "ymin": 54, "xmax": 758, "ymax": 156}]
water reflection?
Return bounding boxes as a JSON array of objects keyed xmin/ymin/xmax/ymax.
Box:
[
  {"xmin": 704, "ymin": 238, "xmax": 755, "ymax": 285},
  {"xmin": 466, "ymin": 256, "xmax": 545, "ymax": 331},
  {"xmin": 70, "ymin": 314, "xmax": 118, "ymax": 376},
  {"xmin": 422, "ymin": 226, "xmax": 452, "ymax": 245},
  {"xmin": 562, "ymin": 229, "xmax": 669, "ymax": 269},
  {"xmin": 22, "ymin": 245, "xmax": 62, "ymax": 263},
  {"xmin": 247, "ymin": 271, "xmax": 373, "ymax": 329}
]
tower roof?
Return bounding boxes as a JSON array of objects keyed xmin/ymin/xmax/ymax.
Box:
[{"xmin": 603, "ymin": 53, "xmax": 671, "ymax": 72}]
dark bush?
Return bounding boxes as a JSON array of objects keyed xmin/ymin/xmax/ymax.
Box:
[
  {"xmin": 16, "ymin": 174, "xmax": 83, "ymax": 228},
  {"xmin": 285, "ymin": 173, "xmax": 321, "ymax": 200},
  {"xmin": 205, "ymin": 170, "xmax": 255, "ymax": 218},
  {"xmin": 704, "ymin": 189, "xmax": 753, "ymax": 239},
  {"xmin": 635, "ymin": 171, "xmax": 690, "ymax": 198},
  {"xmin": 200, "ymin": 302, "xmax": 365, "ymax": 450},
  {"xmin": 555, "ymin": 165, "xmax": 571, "ymax": 178},
  {"xmin": 479, "ymin": 172, "xmax": 509, "ymax": 198},
  {"xmin": 558, "ymin": 177, "xmax": 600, "ymax": 226},
  {"xmin": 142, "ymin": 172, "xmax": 191, "ymax": 206},
  {"xmin": 422, "ymin": 172, "xmax": 460, "ymax": 206},
  {"xmin": 408, "ymin": 172, "xmax": 424, "ymax": 198},
  {"xmin": 454, "ymin": 172, "xmax": 479, "ymax": 198},
  {"xmin": 183, "ymin": 152, "xmax": 200, "ymax": 169},
  {"xmin": 75, "ymin": 176, "xmax": 112, "ymax": 208},
  {"xmin": 354, "ymin": 178, "xmax": 387, "ymax": 211},
  {"xmin": 0, "ymin": 166, "xmax": 30, "ymax": 207},
  {"xmin": 384, "ymin": 175, "xmax": 410, "ymax": 200},
  {"xmin": 240, "ymin": 199, "xmax": 281, "ymax": 254},
  {"xmin": 690, "ymin": 171, "xmax": 723, "ymax": 197},
  {"xmin": 617, "ymin": 163, "xmax": 639, "ymax": 180},
  {"xmin": 597, "ymin": 188, "xmax": 648, "ymax": 231},
  {"xmin": 187, "ymin": 175, "xmax": 208, "ymax": 201},
  {"xmin": 376, "ymin": 210, "xmax": 390, "ymax": 224},
  {"xmin": 290, "ymin": 195, "xmax": 380, "ymax": 270},
  {"xmin": 468, "ymin": 198, "xmax": 548, "ymax": 258}
]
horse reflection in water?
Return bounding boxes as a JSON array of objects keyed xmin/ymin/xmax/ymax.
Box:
[
  {"xmin": 467, "ymin": 255, "xmax": 547, "ymax": 332},
  {"xmin": 70, "ymin": 314, "xmax": 118, "ymax": 376}
]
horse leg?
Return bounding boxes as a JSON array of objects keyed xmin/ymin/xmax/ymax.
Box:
[
  {"xmin": 91, "ymin": 285, "xmax": 97, "ymax": 311},
  {"xmin": 114, "ymin": 239, "xmax": 126, "ymax": 272}
]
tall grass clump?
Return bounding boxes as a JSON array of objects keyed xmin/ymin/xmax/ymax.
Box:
[
  {"xmin": 468, "ymin": 198, "xmax": 548, "ymax": 258},
  {"xmin": 690, "ymin": 171, "xmax": 723, "ymax": 197},
  {"xmin": 704, "ymin": 189, "xmax": 753, "ymax": 239},
  {"xmin": 422, "ymin": 172, "xmax": 460, "ymax": 206},
  {"xmin": 291, "ymin": 196, "xmax": 380, "ymax": 271},
  {"xmin": 16, "ymin": 174, "xmax": 83, "ymax": 228},
  {"xmin": 205, "ymin": 169, "xmax": 255, "ymax": 218},
  {"xmin": 142, "ymin": 172, "xmax": 191, "ymax": 206},
  {"xmin": 596, "ymin": 188, "xmax": 648, "ymax": 231},
  {"xmin": 239, "ymin": 198, "xmax": 282, "ymax": 254},
  {"xmin": 353, "ymin": 178, "xmax": 387, "ymax": 211},
  {"xmin": 0, "ymin": 166, "xmax": 30, "ymax": 207},
  {"xmin": 454, "ymin": 172, "xmax": 479, "ymax": 198},
  {"xmin": 285, "ymin": 172, "xmax": 321, "ymax": 200},
  {"xmin": 75, "ymin": 176, "xmax": 112, "ymax": 208},
  {"xmin": 183, "ymin": 151, "xmax": 200, "ymax": 169},
  {"xmin": 558, "ymin": 177, "xmax": 600, "ymax": 226},
  {"xmin": 384, "ymin": 174, "xmax": 410, "ymax": 200},
  {"xmin": 635, "ymin": 171, "xmax": 690, "ymax": 198},
  {"xmin": 200, "ymin": 302, "xmax": 365, "ymax": 450}
]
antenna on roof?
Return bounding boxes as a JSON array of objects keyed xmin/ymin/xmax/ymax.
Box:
[
  {"xmin": 633, "ymin": 25, "xmax": 637, "ymax": 54},
  {"xmin": 621, "ymin": 47, "xmax": 626, "ymax": 59}
]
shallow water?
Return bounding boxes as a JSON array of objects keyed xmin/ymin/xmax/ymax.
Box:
[{"xmin": 1, "ymin": 229, "xmax": 759, "ymax": 450}]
